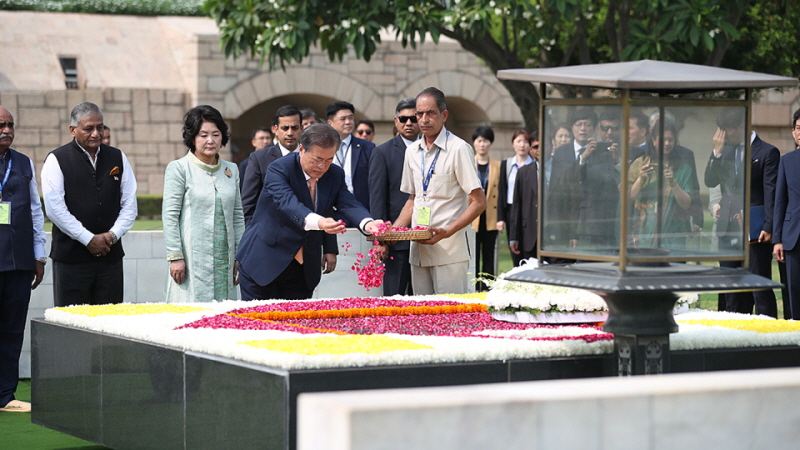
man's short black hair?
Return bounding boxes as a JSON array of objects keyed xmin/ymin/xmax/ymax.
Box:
[
  {"xmin": 395, "ymin": 98, "xmax": 416, "ymax": 115},
  {"xmin": 356, "ymin": 119, "xmax": 374, "ymax": 132},
  {"xmin": 599, "ymin": 110, "xmax": 619, "ymax": 123},
  {"xmin": 272, "ymin": 105, "xmax": 302, "ymax": 127},
  {"xmin": 568, "ymin": 108, "xmax": 597, "ymax": 127},
  {"xmin": 300, "ymin": 123, "xmax": 341, "ymax": 151},
  {"xmin": 325, "ymin": 101, "xmax": 355, "ymax": 120},
  {"xmin": 717, "ymin": 108, "xmax": 746, "ymax": 130},
  {"xmin": 250, "ymin": 126, "xmax": 271, "ymax": 140},
  {"xmin": 631, "ymin": 112, "xmax": 649, "ymax": 131},
  {"xmin": 300, "ymin": 108, "xmax": 318, "ymax": 120},
  {"xmin": 416, "ymin": 87, "xmax": 447, "ymax": 112}
]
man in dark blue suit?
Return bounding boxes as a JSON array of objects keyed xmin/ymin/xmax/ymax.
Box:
[
  {"xmin": 238, "ymin": 126, "xmax": 272, "ymax": 192},
  {"xmin": 0, "ymin": 107, "xmax": 46, "ymax": 413},
  {"xmin": 326, "ymin": 101, "xmax": 374, "ymax": 221},
  {"xmin": 707, "ymin": 108, "xmax": 780, "ymax": 316},
  {"xmin": 773, "ymin": 108, "xmax": 800, "ymax": 319},
  {"xmin": 369, "ymin": 98, "xmax": 419, "ymax": 296},
  {"xmin": 236, "ymin": 123, "xmax": 386, "ymax": 301}
]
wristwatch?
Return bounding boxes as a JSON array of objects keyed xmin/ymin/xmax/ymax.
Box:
[{"xmin": 36, "ymin": 257, "xmax": 48, "ymax": 265}]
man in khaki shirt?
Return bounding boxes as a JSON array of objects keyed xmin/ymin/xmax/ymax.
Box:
[{"xmin": 394, "ymin": 87, "xmax": 486, "ymax": 294}]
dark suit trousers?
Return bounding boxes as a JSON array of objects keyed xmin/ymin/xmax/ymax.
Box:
[
  {"xmin": 0, "ymin": 270, "xmax": 33, "ymax": 406},
  {"xmin": 239, "ymin": 260, "xmax": 313, "ymax": 301},
  {"xmin": 784, "ymin": 247, "xmax": 800, "ymax": 320},
  {"xmin": 383, "ymin": 248, "xmax": 412, "ymax": 297},
  {"xmin": 475, "ymin": 215, "xmax": 498, "ymax": 291},
  {"xmin": 720, "ymin": 242, "xmax": 777, "ymax": 317},
  {"xmin": 53, "ymin": 260, "xmax": 123, "ymax": 307}
]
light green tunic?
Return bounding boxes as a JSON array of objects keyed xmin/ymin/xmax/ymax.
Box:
[{"xmin": 162, "ymin": 152, "xmax": 244, "ymax": 302}]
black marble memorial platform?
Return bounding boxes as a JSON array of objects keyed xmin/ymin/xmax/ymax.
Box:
[{"xmin": 31, "ymin": 319, "xmax": 800, "ymax": 450}]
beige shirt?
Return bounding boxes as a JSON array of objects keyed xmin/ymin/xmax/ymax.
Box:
[{"xmin": 400, "ymin": 127, "xmax": 481, "ymax": 267}]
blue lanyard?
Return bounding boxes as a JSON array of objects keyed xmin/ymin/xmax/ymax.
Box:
[
  {"xmin": 421, "ymin": 146, "xmax": 441, "ymax": 195},
  {"xmin": 0, "ymin": 156, "xmax": 12, "ymax": 199}
]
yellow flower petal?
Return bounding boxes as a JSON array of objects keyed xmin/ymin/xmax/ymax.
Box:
[
  {"xmin": 679, "ymin": 319, "xmax": 800, "ymax": 333},
  {"xmin": 56, "ymin": 304, "xmax": 210, "ymax": 317},
  {"xmin": 239, "ymin": 335, "xmax": 433, "ymax": 355}
]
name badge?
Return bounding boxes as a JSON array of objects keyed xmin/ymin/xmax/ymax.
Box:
[
  {"xmin": 417, "ymin": 206, "xmax": 431, "ymax": 226},
  {"xmin": 0, "ymin": 202, "xmax": 10, "ymax": 225}
]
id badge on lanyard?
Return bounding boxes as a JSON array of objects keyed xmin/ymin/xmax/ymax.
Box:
[
  {"xmin": 419, "ymin": 146, "xmax": 441, "ymax": 226},
  {"xmin": 0, "ymin": 157, "xmax": 12, "ymax": 225}
]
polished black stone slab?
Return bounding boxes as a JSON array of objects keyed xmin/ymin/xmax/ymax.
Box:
[{"xmin": 31, "ymin": 319, "xmax": 800, "ymax": 450}]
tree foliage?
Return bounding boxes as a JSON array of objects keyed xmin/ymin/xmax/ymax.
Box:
[{"xmin": 203, "ymin": 0, "xmax": 799, "ymax": 129}]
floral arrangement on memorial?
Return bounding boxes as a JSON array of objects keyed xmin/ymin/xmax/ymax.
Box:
[
  {"xmin": 44, "ymin": 294, "xmax": 800, "ymax": 371},
  {"xmin": 477, "ymin": 260, "xmax": 699, "ymax": 324}
]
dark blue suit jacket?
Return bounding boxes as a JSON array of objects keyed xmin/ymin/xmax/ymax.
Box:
[
  {"xmin": 369, "ymin": 135, "xmax": 410, "ymax": 250},
  {"xmin": 774, "ymin": 149, "xmax": 800, "ymax": 251},
  {"xmin": 347, "ymin": 136, "xmax": 374, "ymax": 210},
  {"xmin": 241, "ymin": 145, "xmax": 283, "ymax": 224},
  {"xmin": 236, "ymin": 153, "xmax": 371, "ymax": 289}
]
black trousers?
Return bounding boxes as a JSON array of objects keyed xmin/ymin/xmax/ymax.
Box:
[
  {"xmin": 53, "ymin": 259, "xmax": 123, "ymax": 307},
  {"xmin": 239, "ymin": 260, "xmax": 313, "ymax": 301},
  {"xmin": 0, "ymin": 270, "xmax": 33, "ymax": 407},
  {"xmin": 719, "ymin": 241, "xmax": 778, "ymax": 317},
  {"xmin": 382, "ymin": 248, "xmax": 412, "ymax": 296},
  {"xmin": 475, "ymin": 216, "xmax": 498, "ymax": 291}
]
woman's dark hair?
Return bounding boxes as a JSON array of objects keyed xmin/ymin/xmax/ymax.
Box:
[
  {"xmin": 182, "ymin": 105, "xmax": 230, "ymax": 152},
  {"xmin": 472, "ymin": 126, "xmax": 495, "ymax": 143},
  {"xmin": 649, "ymin": 119, "xmax": 680, "ymax": 163},
  {"xmin": 511, "ymin": 129, "xmax": 530, "ymax": 143}
]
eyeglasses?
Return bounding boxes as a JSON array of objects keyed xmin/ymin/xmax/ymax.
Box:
[
  {"xmin": 309, "ymin": 156, "xmax": 333, "ymax": 168},
  {"xmin": 356, "ymin": 129, "xmax": 373, "ymax": 135},
  {"xmin": 397, "ymin": 115, "xmax": 418, "ymax": 124},
  {"xmin": 599, "ymin": 125, "xmax": 620, "ymax": 132}
]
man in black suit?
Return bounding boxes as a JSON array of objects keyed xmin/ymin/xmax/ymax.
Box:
[
  {"xmin": 238, "ymin": 126, "xmax": 272, "ymax": 191},
  {"xmin": 241, "ymin": 105, "xmax": 301, "ymax": 224},
  {"xmin": 236, "ymin": 124, "xmax": 386, "ymax": 300},
  {"xmin": 369, "ymin": 98, "xmax": 419, "ymax": 296},
  {"xmin": 326, "ymin": 101, "xmax": 374, "ymax": 220},
  {"xmin": 706, "ymin": 108, "xmax": 779, "ymax": 316},
  {"xmin": 509, "ymin": 157, "xmax": 539, "ymax": 260}
]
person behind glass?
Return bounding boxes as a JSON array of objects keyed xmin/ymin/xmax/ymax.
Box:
[
  {"xmin": 773, "ymin": 108, "xmax": 800, "ymax": 319},
  {"xmin": 528, "ymin": 130, "xmax": 540, "ymax": 159},
  {"xmin": 544, "ymin": 123, "xmax": 572, "ymax": 189},
  {"xmin": 300, "ymin": 108, "xmax": 319, "ymax": 130},
  {"xmin": 498, "ymin": 130, "xmax": 533, "ymax": 267},
  {"xmin": 707, "ymin": 109, "xmax": 779, "ymax": 316},
  {"xmin": 628, "ymin": 120, "xmax": 693, "ymax": 249},
  {"xmin": 162, "ymin": 105, "xmax": 244, "ymax": 303},
  {"xmin": 369, "ymin": 97, "xmax": 419, "ymax": 296},
  {"xmin": 236, "ymin": 123, "xmax": 387, "ymax": 301},
  {"xmin": 42, "ymin": 102, "xmax": 137, "ymax": 307},
  {"xmin": 355, "ymin": 119, "xmax": 375, "ymax": 142},
  {"xmin": 0, "ymin": 107, "xmax": 46, "ymax": 414},
  {"xmin": 238, "ymin": 126, "xmax": 272, "ymax": 191},
  {"xmin": 470, "ymin": 126, "xmax": 501, "ymax": 291}
]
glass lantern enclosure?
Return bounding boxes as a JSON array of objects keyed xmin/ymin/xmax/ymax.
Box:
[{"xmin": 541, "ymin": 99, "xmax": 748, "ymax": 269}]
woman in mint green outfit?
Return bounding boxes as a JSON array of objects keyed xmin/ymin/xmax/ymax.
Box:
[
  {"xmin": 628, "ymin": 121, "xmax": 693, "ymax": 250},
  {"xmin": 162, "ymin": 105, "xmax": 244, "ymax": 302}
]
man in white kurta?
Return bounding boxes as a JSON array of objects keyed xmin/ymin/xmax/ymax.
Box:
[{"xmin": 396, "ymin": 88, "xmax": 486, "ymax": 294}]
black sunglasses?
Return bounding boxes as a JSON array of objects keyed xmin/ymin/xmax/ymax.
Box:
[{"xmin": 397, "ymin": 115, "xmax": 418, "ymax": 124}]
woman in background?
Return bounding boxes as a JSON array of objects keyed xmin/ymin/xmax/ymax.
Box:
[
  {"xmin": 471, "ymin": 127, "xmax": 501, "ymax": 290},
  {"xmin": 498, "ymin": 130, "xmax": 533, "ymax": 267},
  {"xmin": 162, "ymin": 105, "xmax": 245, "ymax": 302},
  {"xmin": 628, "ymin": 120, "xmax": 692, "ymax": 250}
]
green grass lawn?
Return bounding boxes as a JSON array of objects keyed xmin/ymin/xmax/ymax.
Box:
[{"xmin": 0, "ymin": 380, "xmax": 108, "ymax": 449}]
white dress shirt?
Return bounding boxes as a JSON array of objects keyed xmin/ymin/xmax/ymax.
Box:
[
  {"xmin": 41, "ymin": 142, "xmax": 138, "ymax": 246},
  {"xmin": 334, "ymin": 134, "xmax": 354, "ymax": 194}
]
